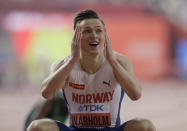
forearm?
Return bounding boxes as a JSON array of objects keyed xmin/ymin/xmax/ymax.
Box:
[
  {"xmin": 110, "ymin": 59, "xmax": 141, "ymax": 100},
  {"xmin": 41, "ymin": 57, "xmax": 76, "ymax": 99}
]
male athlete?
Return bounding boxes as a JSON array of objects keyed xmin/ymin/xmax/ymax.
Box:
[{"xmin": 27, "ymin": 9, "xmax": 156, "ymax": 131}]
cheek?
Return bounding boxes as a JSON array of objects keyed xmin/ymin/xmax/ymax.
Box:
[
  {"xmin": 80, "ymin": 39, "xmax": 88, "ymax": 49},
  {"xmin": 81, "ymin": 36, "xmax": 88, "ymax": 42},
  {"xmin": 100, "ymin": 35, "xmax": 105, "ymax": 43},
  {"xmin": 101, "ymin": 34, "xmax": 105, "ymax": 40}
]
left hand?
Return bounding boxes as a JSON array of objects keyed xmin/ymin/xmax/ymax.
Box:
[{"xmin": 104, "ymin": 28, "xmax": 116, "ymax": 63}]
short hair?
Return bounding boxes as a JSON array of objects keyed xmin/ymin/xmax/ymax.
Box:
[{"xmin": 73, "ymin": 9, "xmax": 105, "ymax": 30}]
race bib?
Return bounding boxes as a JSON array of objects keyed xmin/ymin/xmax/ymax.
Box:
[{"xmin": 70, "ymin": 113, "xmax": 111, "ymax": 127}]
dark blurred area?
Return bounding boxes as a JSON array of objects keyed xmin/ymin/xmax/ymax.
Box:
[{"xmin": 0, "ymin": 0, "xmax": 187, "ymax": 131}]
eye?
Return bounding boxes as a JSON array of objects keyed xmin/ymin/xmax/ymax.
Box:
[
  {"xmin": 96, "ymin": 29, "xmax": 103, "ymax": 34},
  {"xmin": 83, "ymin": 29, "xmax": 91, "ymax": 34}
]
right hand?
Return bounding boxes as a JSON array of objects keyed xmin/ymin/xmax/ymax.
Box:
[{"xmin": 71, "ymin": 26, "xmax": 82, "ymax": 62}]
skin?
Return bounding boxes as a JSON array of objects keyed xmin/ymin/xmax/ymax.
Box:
[
  {"xmin": 79, "ymin": 19, "xmax": 105, "ymax": 74},
  {"xmin": 28, "ymin": 18, "xmax": 156, "ymax": 131},
  {"xmin": 41, "ymin": 18, "xmax": 141, "ymax": 100}
]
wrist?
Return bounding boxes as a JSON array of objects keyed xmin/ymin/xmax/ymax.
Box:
[
  {"xmin": 108, "ymin": 58, "xmax": 118, "ymax": 67},
  {"xmin": 69, "ymin": 55, "xmax": 79, "ymax": 64}
]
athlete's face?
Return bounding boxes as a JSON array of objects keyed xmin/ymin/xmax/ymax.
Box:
[{"xmin": 78, "ymin": 18, "xmax": 105, "ymax": 55}]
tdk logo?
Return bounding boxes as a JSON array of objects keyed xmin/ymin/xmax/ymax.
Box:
[{"xmin": 78, "ymin": 105, "xmax": 104, "ymax": 112}]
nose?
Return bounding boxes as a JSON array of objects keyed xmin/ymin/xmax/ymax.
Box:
[{"xmin": 90, "ymin": 31, "xmax": 98, "ymax": 39}]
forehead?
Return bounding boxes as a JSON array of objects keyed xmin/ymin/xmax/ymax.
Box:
[{"xmin": 78, "ymin": 18, "xmax": 104, "ymax": 29}]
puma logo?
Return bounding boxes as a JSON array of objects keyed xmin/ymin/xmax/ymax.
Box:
[{"xmin": 103, "ymin": 80, "xmax": 111, "ymax": 87}]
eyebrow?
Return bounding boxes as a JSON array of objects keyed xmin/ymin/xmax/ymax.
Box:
[
  {"xmin": 94, "ymin": 26, "xmax": 102, "ymax": 28},
  {"xmin": 83, "ymin": 26, "xmax": 102, "ymax": 29}
]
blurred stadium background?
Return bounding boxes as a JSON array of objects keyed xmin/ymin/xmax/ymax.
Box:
[{"xmin": 0, "ymin": 0, "xmax": 187, "ymax": 131}]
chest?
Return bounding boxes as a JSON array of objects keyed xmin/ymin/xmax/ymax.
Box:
[{"xmin": 67, "ymin": 62, "xmax": 118, "ymax": 94}]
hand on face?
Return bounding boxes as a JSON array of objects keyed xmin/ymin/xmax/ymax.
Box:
[
  {"xmin": 104, "ymin": 28, "xmax": 115, "ymax": 63},
  {"xmin": 71, "ymin": 26, "xmax": 82, "ymax": 61}
]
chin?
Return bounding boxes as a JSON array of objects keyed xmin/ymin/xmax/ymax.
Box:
[
  {"xmin": 88, "ymin": 51, "xmax": 100, "ymax": 56},
  {"xmin": 85, "ymin": 50, "xmax": 101, "ymax": 56}
]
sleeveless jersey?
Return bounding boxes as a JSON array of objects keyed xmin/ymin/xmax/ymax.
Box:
[{"xmin": 62, "ymin": 56, "xmax": 125, "ymax": 128}]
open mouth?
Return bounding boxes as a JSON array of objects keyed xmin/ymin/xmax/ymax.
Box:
[{"xmin": 89, "ymin": 42, "xmax": 99, "ymax": 47}]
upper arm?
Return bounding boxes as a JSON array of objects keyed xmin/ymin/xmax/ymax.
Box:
[
  {"xmin": 115, "ymin": 53, "xmax": 134, "ymax": 75},
  {"xmin": 49, "ymin": 58, "xmax": 70, "ymax": 86},
  {"xmin": 41, "ymin": 60, "xmax": 64, "ymax": 87},
  {"xmin": 50, "ymin": 59, "xmax": 65, "ymax": 73}
]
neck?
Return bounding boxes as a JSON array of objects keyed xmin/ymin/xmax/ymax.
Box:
[{"xmin": 80, "ymin": 51, "xmax": 104, "ymax": 74}]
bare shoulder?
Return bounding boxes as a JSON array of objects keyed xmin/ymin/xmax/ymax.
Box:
[
  {"xmin": 50, "ymin": 56, "xmax": 70, "ymax": 73},
  {"xmin": 50, "ymin": 59, "xmax": 64, "ymax": 73},
  {"xmin": 115, "ymin": 52, "xmax": 128, "ymax": 61},
  {"xmin": 114, "ymin": 52, "xmax": 130, "ymax": 64},
  {"xmin": 114, "ymin": 52, "xmax": 134, "ymax": 74}
]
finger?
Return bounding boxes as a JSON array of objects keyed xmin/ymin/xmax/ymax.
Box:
[
  {"xmin": 73, "ymin": 27, "xmax": 78, "ymax": 42},
  {"xmin": 77, "ymin": 30, "xmax": 82, "ymax": 48},
  {"xmin": 104, "ymin": 33, "xmax": 109, "ymax": 49},
  {"xmin": 75, "ymin": 27, "xmax": 81, "ymax": 47},
  {"xmin": 104, "ymin": 42, "xmax": 106, "ymax": 57},
  {"xmin": 74, "ymin": 26, "xmax": 80, "ymax": 42},
  {"xmin": 73, "ymin": 27, "xmax": 80, "ymax": 49},
  {"xmin": 78, "ymin": 34, "xmax": 82, "ymax": 50},
  {"xmin": 104, "ymin": 27, "xmax": 108, "ymax": 39},
  {"xmin": 104, "ymin": 29, "xmax": 110, "ymax": 47},
  {"xmin": 72, "ymin": 30, "xmax": 78, "ymax": 50},
  {"xmin": 105, "ymin": 31, "xmax": 112, "ymax": 48},
  {"xmin": 105, "ymin": 32, "xmax": 110, "ymax": 43}
]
